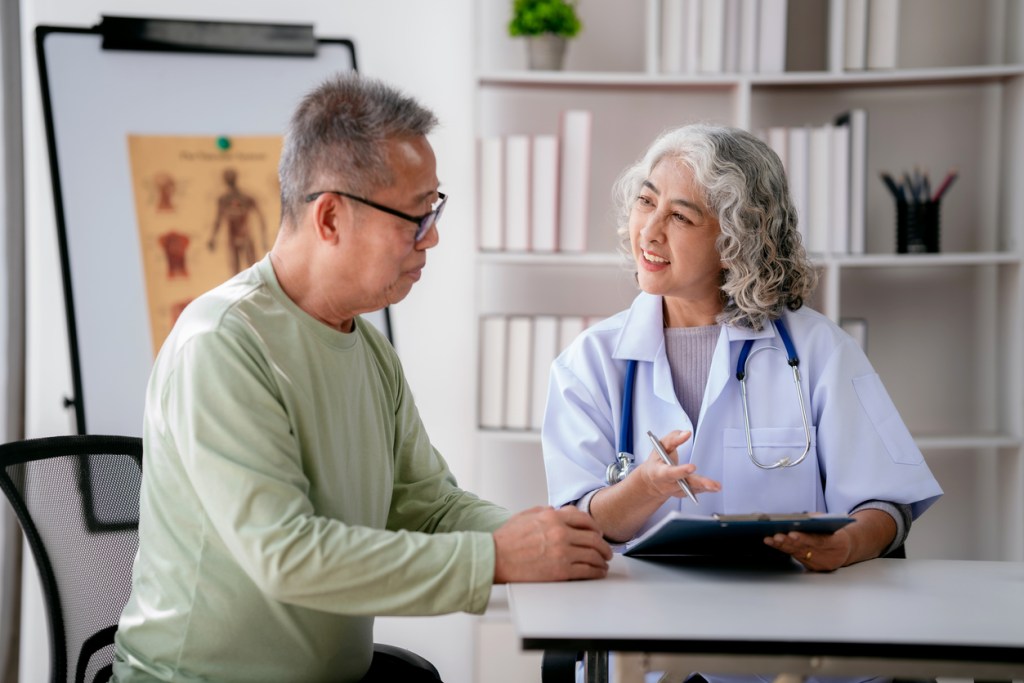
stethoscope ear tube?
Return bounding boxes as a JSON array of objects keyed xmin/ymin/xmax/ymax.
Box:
[{"xmin": 737, "ymin": 318, "xmax": 811, "ymax": 470}]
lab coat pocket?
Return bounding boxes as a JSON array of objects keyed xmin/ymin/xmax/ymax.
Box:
[
  {"xmin": 852, "ymin": 373, "xmax": 923, "ymax": 465},
  {"xmin": 722, "ymin": 427, "xmax": 818, "ymax": 513}
]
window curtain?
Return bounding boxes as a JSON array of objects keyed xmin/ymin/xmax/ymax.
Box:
[{"xmin": 0, "ymin": 0, "xmax": 27, "ymax": 679}]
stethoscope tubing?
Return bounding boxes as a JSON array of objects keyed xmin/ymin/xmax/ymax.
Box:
[
  {"xmin": 618, "ymin": 357, "xmax": 638, "ymax": 456},
  {"xmin": 608, "ymin": 318, "xmax": 812, "ymax": 485},
  {"xmin": 607, "ymin": 357, "xmax": 639, "ymax": 485},
  {"xmin": 736, "ymin": 318, "xmax": 811, "ymax": 469}
]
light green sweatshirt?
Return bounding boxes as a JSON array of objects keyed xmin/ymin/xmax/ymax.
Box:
[{"xmin": 114, "ymin": 255, "xmax": 509, "ymax": 682}]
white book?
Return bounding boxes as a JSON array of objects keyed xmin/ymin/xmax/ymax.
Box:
[
  {"xmin": 646, "ymin": 0, "xmax": 662, "ymax": 74},
  {"xmin": 766, "ymin": 126, "xmax": 788, "ymax": 170},
  {"xmin": 478, "ymin": 137, "xmax": 504, "ymax": 251},
  {"xmin": 840, "ymin": 317, "xmax": 868, "ymax": 352},
  {"xmin": 739, "ymin": 0, "xmax": 761, "ymax": 73},
  {"xmin": 504, "ymin": 134, "xmax": 531, "ymax": 252},
  {"xmin": 757, "ymin": 0, "xmax": 788, "ymax": 73},
  {"xmin": 661, "ymin": 0, "xmax": 686, "ymax": 73},
  {"xmin": 684, "ymin": 0, "xmax": 702, "ymax": 74},
  {"xmin": 835, "ymin": 109, "xmax": 867, "ymax": 254},
  {"xmin": 558, "ymin": 110, "xmax": 592, "ymax": 253},
  {"xmin": 807, "ymin": 124, "xmax": 832, "ymax": 254},
  {"xmin": 504, "ymin": 316, "xmax": 533, "ymax": 430},
  {"xmin": 529, "ymin": 315, "xmax": 560, "ymax": 430},
  {"xmin": 827, "ymin": 0, "xmax": 845, "ymax": 73},
  {"xmin": 557, "ymin": 316, "xmax": 586, "ymax": 353},
  {"xmin": 866, "ymin": 0, "xmax": 899, "ymax": 70},
  {"xmin": 478, "ymin": 316, "xmax": 507, "ymax": 429},
  {"xmin": 699, "ymin": 0, "xmax": 726, "ymax": 73},
  {"xmin": 786, "ymin": 125, "xmax": 810, "ymax": 247},
  {"xmin": 830, "ymin": 123, "xmax": 850, "ymax": 255},
  {"xmin": 531, "ymin": 135, "xmax": 559, "ymax": 253},
  {"xmin": 723, "ymin": 0, "xmax": 742, "ymax": 73},
  {"xmin": 844, "ymin": 0, "xmax": 868, "ymax": 70}
]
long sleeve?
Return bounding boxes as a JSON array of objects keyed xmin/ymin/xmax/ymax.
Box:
[{"xmin": 158, "ymin": 326, "xmax": 501, "ymax": 616}]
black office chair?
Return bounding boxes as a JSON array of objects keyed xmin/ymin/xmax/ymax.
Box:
[
  {"xmin": 0, "ymin": 434, "xmax": 143, "ymax": 683},
  {"xmin": 542, "ymin": 649, "xmax": 581, "ymax": 683}
]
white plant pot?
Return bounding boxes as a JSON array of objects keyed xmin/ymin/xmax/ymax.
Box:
[{"xmin": 526, "ymin": 34, "xmax": 568, "ymax": 70}]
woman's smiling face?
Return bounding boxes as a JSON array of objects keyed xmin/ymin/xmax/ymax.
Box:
[{"xmin": 629, "ymin": 157, "xmax": 724, "ymax": 314}]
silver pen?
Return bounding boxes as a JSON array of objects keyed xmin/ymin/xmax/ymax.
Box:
[{"xmin": 646, "ymin": 430, "xmax": 699, "ymax": 505}]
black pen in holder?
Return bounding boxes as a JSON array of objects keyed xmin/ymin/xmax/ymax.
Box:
[
  {"xmin": 896, "ymin": 199, "xmax": 940, "ymax": 254},
  {"xmin": 882, "ymin": 169, "xmax": 956, "ymax": 255}
]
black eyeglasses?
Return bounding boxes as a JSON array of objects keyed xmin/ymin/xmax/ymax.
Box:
[{"xmin": 304, "ymin": 190, "xmax": 447, "ymax": 242}]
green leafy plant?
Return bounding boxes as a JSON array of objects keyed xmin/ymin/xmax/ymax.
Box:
[{"xmin": 508, "ymin": 0, "xmax": 582, "ymax": 38}]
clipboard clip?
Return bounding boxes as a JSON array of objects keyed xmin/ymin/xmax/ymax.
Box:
[{"xmin": 712, "ymin": 512, "xmax": 814, "ymax": 522}]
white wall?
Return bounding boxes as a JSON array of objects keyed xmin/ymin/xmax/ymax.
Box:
[{"xmin": 18, "ymin": 1, "xmax": 481, "ymax": 681}]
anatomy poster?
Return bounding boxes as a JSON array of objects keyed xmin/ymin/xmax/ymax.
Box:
[{"xmin": 128, "ymin": 135, "xmax": 282, "ymax": 356}]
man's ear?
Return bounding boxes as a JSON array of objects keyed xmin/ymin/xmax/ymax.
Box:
[{"xmin": 310, "ymin": 194, "xmax": 343, "ymax": 245}]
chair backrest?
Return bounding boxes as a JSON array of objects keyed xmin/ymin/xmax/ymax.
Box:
[{"xmin": 0, "ymin": 435, "xmax": 143, "ymax": 683}]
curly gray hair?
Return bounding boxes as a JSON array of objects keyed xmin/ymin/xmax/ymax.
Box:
[
  {"xmin": 613, "ymin": 123, "xmax": 817, "ymax": 330},
  {"xmin": 278, "ymin": 73, "xmax": 438, "ymax": 227}
]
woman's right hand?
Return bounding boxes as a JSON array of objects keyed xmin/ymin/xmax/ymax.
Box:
[
  {"xmin": 636, "ymin": 430, "xmax": 722, "ymax": 500},
  {"xmin": 589, "ymin": 429, "xmax": 721, "ymax": 543}
]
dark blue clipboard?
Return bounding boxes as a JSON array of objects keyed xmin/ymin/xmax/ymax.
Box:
[{"xmin": 624, "ymin": 512, "xmax": 855, "ymax": 558}]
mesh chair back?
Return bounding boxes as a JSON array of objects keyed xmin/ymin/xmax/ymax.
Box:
[{"xmin": 0, "ymin": 435, "xmax": 142, "ymax": 683}]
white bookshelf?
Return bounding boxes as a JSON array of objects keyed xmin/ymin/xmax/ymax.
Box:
[
  {"xmin": 473, "ymin": 0, "xmax": 1023, "ymax": 677},
  {"xmin": 479, "ymin": 63, "xmax": 1024, "ymax": 87}
]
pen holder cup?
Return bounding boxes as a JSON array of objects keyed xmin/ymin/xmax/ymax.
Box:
[{"xmin": 896, "ymin": 200, "xmax": 940, "ymax": 254}]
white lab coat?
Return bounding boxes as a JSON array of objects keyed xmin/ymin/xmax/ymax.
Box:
[{"xmin": 543, "ymin": 292, "xmax": 942, "ymax": 541}]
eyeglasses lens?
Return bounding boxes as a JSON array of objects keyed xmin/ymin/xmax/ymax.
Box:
[{"xmin": 416, "ymin": 195, "xmax": 447, "ymax": 242}]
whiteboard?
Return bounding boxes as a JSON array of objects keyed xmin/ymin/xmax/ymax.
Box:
[{"xmin": 38, "ymin": 24, "xmax": 387, "ymax": 437}]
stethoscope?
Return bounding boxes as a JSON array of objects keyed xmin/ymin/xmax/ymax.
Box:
[{"xmin": 606, "ymin": 318, "xmax": 812, "ymax": 486}]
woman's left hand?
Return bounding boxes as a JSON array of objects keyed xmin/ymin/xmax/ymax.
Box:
[
  {"xmin": 764, "ymin": 508, "xmax": 899, "ymax": 571},
  {"xmin": 763, "ymin": 529, "xmax": 852, "ymax": 571}
]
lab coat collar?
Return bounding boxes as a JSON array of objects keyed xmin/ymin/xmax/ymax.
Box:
[
  {"xmin": 611, "ymin": 293, "xmax": 776, "ymax": 362},
  {"xmin": 703, "ymin": 321, "xmax": 774, "ymax": 418},
  {"xmin": 612, "ymin": 293, "xmax": 778, "ymax": 409},
  {"xmin": 611, "ymin": 292, "xmax": 665, "ymax": 362},
  {"xmin": 724, "ymin": 320, "xmax": 777, "ymax": 343}
]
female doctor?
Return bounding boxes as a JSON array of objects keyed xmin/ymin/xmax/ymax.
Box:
[{"xmin": 542, "ymin": 124, "xmax": 942, "ymax": 571}]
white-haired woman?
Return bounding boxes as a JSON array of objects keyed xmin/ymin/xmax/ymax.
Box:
[{"xmin": 543, "ymin": 123, "xmax": 941, "ymax": 571}]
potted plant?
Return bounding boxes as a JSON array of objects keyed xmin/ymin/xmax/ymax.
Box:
[{"xmin": 508, "ymin": 0, "xmax": 582, "ymax": 71}]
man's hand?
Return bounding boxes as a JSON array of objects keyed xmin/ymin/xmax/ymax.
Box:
[{"xmin": 493, "ymin": 506, "xmax": 612, "ymax": 583}]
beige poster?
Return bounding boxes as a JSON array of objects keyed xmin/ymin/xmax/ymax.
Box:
[{"xmin": 128, "ymin": 135, "xmax": 283, "ymax": 356}]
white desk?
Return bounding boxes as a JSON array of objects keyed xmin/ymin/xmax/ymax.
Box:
[{"xmin": 507, "ymin": 555, "xmax": 1024, "ymax": 683}]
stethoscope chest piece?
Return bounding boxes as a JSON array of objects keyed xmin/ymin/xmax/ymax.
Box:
[{"xmin": 606, "ymin": 451, "xmax": 636, "ymax": 485}]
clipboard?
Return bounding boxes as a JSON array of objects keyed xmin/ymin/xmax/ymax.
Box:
[{"xmin": 623, "ymin": 512, "xmax": 854, "ymax": 558}]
